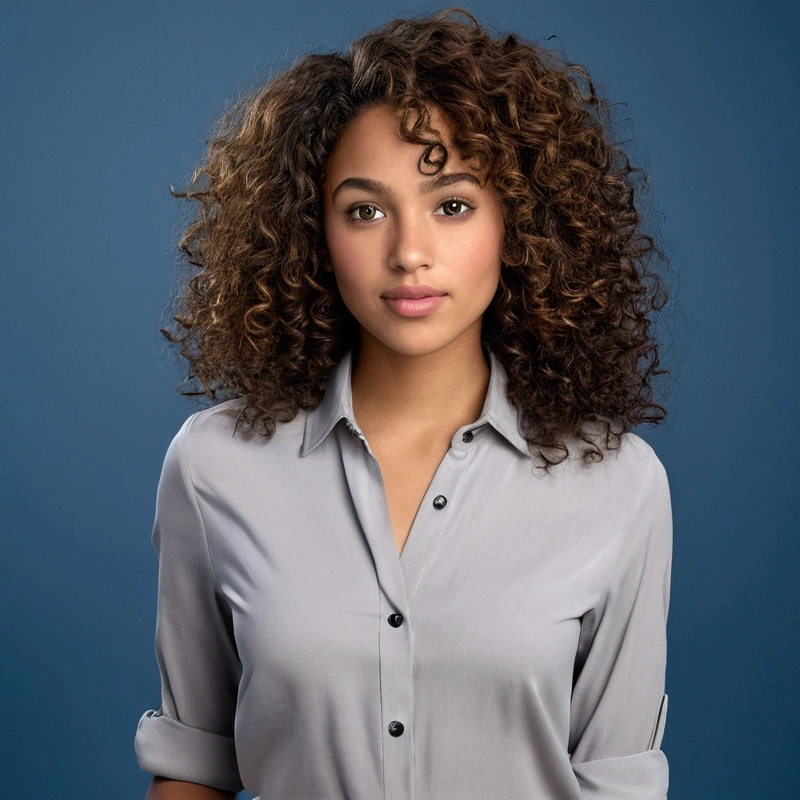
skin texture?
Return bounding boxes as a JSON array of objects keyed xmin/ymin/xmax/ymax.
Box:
[
  {"xmin": 322, "ymin": 102, "xmax": 506, "ymax": 554},
  {"xmin": 322, "ymin": 102, "xmax": 504, "ymax": 364}
]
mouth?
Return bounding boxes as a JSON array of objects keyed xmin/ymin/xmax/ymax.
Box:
[
  {"xmin": 382, "ymin": 293, "xmax": 447, "ymax": 318},
  {"xmin": 381, "ymin": 285, "xmax": 447, "ymax": 300}
]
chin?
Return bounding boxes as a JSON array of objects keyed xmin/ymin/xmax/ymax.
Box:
[{"xmin": 367, "ymin": 330, "xmax": 474, "ymax": 359}]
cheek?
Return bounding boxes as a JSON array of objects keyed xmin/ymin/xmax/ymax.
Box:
[
  {"xmin": 333, "ymin": 269, "xmax": 363, "ymax": 311},
  {"xmin": 325, "ymin": 217, "xmax": 372, "ymax": 265},
  {"xmin": 325, "ymin": 228, "xmax": 360, "ymax": 284},
  {"xmin": 459, "ymin": 227, "xmax": 503, "ymax": 289},
  {"xmin": 329, "ymin": 250, "xmax": 365, "ymax": 293},
  {"xmin": 325, "ymin": 240, "xmax": 375, "ymax": 313}
]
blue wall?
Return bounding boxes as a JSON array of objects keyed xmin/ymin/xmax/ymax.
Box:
[{"xmin": 2, "ymin": 1, "xmax": 797, "ymax": 797}]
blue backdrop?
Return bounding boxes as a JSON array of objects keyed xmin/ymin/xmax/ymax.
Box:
[{"xmin": 2, "ymin": 1, "xmax": 797, "ymax": 797}]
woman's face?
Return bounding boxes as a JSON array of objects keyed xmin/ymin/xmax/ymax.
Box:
[{"xmin": 322, "ymin": 103, "xmax": 505, "ymax": 359}]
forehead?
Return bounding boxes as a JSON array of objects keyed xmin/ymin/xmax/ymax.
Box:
[
  {"xmin": 341, "ymin": 102, "xmax": 454, "ymax": 140},
  {"xmin": 324, "ymin": 103, "xmax": 472, "ymax": 183}
]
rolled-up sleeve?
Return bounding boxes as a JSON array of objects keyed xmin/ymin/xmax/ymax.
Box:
[
  {"xmin": 568, "ymin": 447, "xmax": 673, "ymax": 799},
  {"xmin": 134, "ymin": 416, "xmax": 244, "ymax": 794}
]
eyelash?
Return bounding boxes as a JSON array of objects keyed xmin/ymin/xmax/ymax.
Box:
[{"xmin": 345, "ymin": 196, "xmax": 475, "ymax": 225}]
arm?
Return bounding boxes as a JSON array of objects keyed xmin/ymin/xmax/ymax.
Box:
[
  {"xmin": 135, "ymin": 416, "xmax": 245, "ymax": 796},
  {"xmin": 145, "ymin": 777, "xmax": 236, "ymax": 800},
  {"xmin": 568, "ymin": 445, "xmax": 673, "ymax": 799}
]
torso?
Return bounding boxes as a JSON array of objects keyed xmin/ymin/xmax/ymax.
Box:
[{"xmin": 368, "ymin": 435, "xmax": 452, "ymax": 556}]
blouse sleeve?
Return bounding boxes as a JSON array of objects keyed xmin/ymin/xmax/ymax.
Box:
[
  {"xmin": 134, "ymin": 416, "xmax": 244, "ymax": 794},
  {"xmin": 568, "ymin": 445, "xmax": 673, "ymax": 800}
]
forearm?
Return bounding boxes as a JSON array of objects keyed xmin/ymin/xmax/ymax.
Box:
[{"xmin": 145, "ymin": 777, "xmax": 236, "ymax": 800}]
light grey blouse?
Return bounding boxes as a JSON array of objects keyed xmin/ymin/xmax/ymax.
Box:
[{"xmin": 135, "ymin": 348, "xmax": 672, "ymax": 799}]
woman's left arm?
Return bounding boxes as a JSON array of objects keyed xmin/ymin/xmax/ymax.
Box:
[{"xmin": 568, "ymin": 445, "xmax": 673, "ymax": 800}]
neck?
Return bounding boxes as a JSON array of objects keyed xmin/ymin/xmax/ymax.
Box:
[{"xmin": 350, "ymin": 328, "xmax": 491, "ymax": 438}]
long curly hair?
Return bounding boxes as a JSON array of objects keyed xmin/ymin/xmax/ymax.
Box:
[{"xmin": 161, "ymin": 6, "xmax": 672, "ymax": 467}]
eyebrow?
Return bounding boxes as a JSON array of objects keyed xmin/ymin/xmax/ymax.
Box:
[{"xmin": 330, "ymin": 171, "xmax": 483, "ymax": 202}]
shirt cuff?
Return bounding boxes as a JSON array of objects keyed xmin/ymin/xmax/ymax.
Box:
[
  {"xmin": 134, "ymin": 709, "xmax": 243, "ymax": 794},
  {"xmin": 571, "ymin": 749, "xmax": 669, "ymax": 800}
]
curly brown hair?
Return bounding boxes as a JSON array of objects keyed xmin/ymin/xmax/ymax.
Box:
[{"xmin": 161, "ymin": 6, "xmax": 672, "ymax": 467}]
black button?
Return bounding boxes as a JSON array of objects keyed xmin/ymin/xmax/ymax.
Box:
[
  {"xmin": 462, "ymin": 430, "xmax": 474, "ymax": 442},
  {"xmin": 388, "ymin": 720, "xmax": 405, "ymax": 737},
  {"xmin": 388, "ymin": 613, "xmax": 404, "ymax": 628},
  {"xmin": 433, "ymin": 495, "xmax": 447, "ymax": 510}
]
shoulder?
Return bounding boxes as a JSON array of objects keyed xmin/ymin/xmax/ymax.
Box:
[
  {"xmin": 545, "ymin": 431, "xmax": 671, "ymax": 546},
  {"xmin": 608, "ymin": 433, "xmax": 673, "ymax": 560},
  {"xmin": 179, "ymin": 398, "xmax": 247, "ymax": 441},
  {"xmin": 617, "ymin": 432, "xmax": 670, "ymax": 496},
  {"xmin": 170, "ymin": 399, "xmax": 307, "ymax": 478},
  {"xmin": 599, "ymin": 432, "xmax": 670, "ymax": 518},
  {"xmin": 552, "ymin": 429, "xmax": 668, "ymax": 493},
  {"xmin": 614, "ymin": 431, "xmax": 667, "ymax": 478}
]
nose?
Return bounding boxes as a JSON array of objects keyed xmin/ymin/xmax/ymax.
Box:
[{"xmin": 388, "ymin": 209, "xmax": 433, "ymax": 273}]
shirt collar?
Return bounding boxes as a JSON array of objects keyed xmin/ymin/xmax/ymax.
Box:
[{"xmin": 301, "ymin": 348, "xmax": 531, "ymax": 459}]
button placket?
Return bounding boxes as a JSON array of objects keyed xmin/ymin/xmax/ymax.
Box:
[
  {"xmin": 335, "ymin": 422, "xmax": 414, "ymax": 796},
  {"xmin": 378, "ymin": 591, "xmax": 414, "ymax": 797},
  {"xmin": 399, "ymin": 438, "xmax": 476, "ymax": 607}
]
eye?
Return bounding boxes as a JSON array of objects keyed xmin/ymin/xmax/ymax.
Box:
[
  {"xmin": 347, "ymin": 204, "xmax": 387, "ymax": 224},
  {"xmin": 345, "ymin": 196, "xmax": 475, "ymax": 225},
  {"xmin": 434, "ymin": 197, "xmax": 474, "ymax": 218}
]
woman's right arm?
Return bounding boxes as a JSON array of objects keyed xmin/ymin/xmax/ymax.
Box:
[
  {"xmin": 135, "ymin": 418, "xmax": 244, "ymax": 795},
  {"xmin": 145, "ymin": 776, "xmax": 236, "ymax": 799}
]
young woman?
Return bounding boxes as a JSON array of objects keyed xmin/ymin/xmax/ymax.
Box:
[{"xmin": 135, "ymin": 7, "xmax": 674, "ymax": 799}]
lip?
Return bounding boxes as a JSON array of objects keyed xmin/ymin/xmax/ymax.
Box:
[
  {"xmin": 383, "ymin": 295, "xmax": 446, "ymax": 318},
  {"xmin": 381, "ymin": 284, "xmax": 447, "ymax": 299}
]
